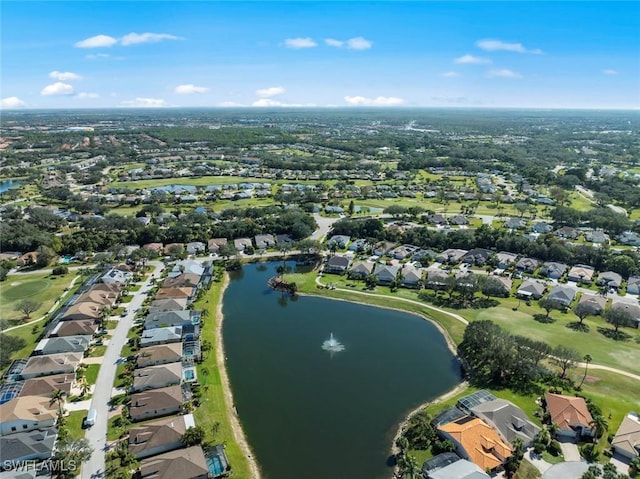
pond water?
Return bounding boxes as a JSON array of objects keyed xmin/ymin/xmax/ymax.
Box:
[
  {"xmin": 0, "ymin": 180, "xmax": 21, "ymax": 194},
  {"xmin": 222, "ymin": 263, "xmax": 461, "ymax": 479}
]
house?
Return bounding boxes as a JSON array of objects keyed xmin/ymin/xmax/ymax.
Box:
[
  {"xmin": 254, "ymin": 234, "xmax": 276, "ymax": 250},
  {"xmin": 140, "ymin": 327, "xmax": 183, "ymax": 348},
  {"xmin": 617, "ymin": 231, "xmax": 640, "ymax": 246},
  {"xmin": 155, "ymin": 287, "xmax": 195, "ymax": 302},
  {"xmin": 18, "ymin": 374, "xmax": 74, "ymax": 398},
  {"xmin": 555, "ymin": 226, "xmax": 581, "ymax": 239},
  {"xmin": 516, "ymin": 257, "xmax": 540, "ymax": 274},
  {"xmin": 324, "ymin": 255, "xmax": 351, "ymax": 274},
  {"xmin": 129, "ymin": 385, "xmax": 184, "ymax": 422},
  {"xmin": 425, "ymin": 270, "xmax": 450, "ymax": 290},
  {"xmin": 544, "ymin": 392, "xmax": 593, "ymax": 440},
  {"xmin": 134, "ymin": 446, "xmax": 209, "ymax": 479},
  {"xmin": 390, "ymin": 244, "xmax": 419, "ymax": 260},
  {"xmin": 33, "ymin": 335, "xmax": 92, "ymax": 355},
  {"xmin": 75, "ymin": 289, "xmax": 118, "ymax": 307},
  {"xmin": 0, "ymin": 428, "xmax": 58, "ymax": 464},
  {"xmin": 611, "ymin": 412, "xmax": 640, "ymax": 461},
  {"xmin": 567, "ymin": 265, "xmax": 595, "ymax": 284},
  {"xmin": 185, "ymin": 242, "xmax": 206, "ymax": 255},
  {"xmin": 462, "ymin": 248, "xmax": 493, "ymax": 266},
  {"xmin": 577, "ymin": 294, "xmax": 607, "ymax": 316},
  {"xmin": 516, "ymin": 279, "xmax": 546, "ymax": 299},
  {"xmin": 148, "ymin": 298, "xmax": 188, "ymax": 313},
  {"xmin": 610, "ymin": 301, "xmax": 640, "ymax": 328},
  {"xmin": 627, "ymin": 276, "xmax": 640, "ymax": 295},
  {"xmin": 348, "ymin": 239, "xmax": 369, "ymax": 252},
  {"xmin": 348, "ymin": 261, "xmax": 375, "ymax": 280},
  {"xmin": 137, "ymin": 343, "xmax": 183, "ymax": 369},
  {"xmin": 504, "ymin": 217, "xmax": 526, "ymax": 230},
  {"xmin": 426, "ymin": 213, "xmax": 447, "ymax": 225},
  {"xmin": 101, "ymin": 268, "xmax": 132, "ymax": 285},
  {"xmin": 0, "ymin": 396, "xmax": 58, "ymax": 435},
  {"xmin": 144, "ymin": 310, "xmax": 201, "ymax": 330},
  {"xmin": 484, "ymin": 276, "xmax": 512, "ymax": 297},
  {"xmin": 400, "ymin": 264, "xmax": 422, "ymax": 288},
  {"xmin": 449, "ymin": 214, "xmax": 469, "ymax": 226},
  {"xmin": 143, "ymin": 243, "xmax": 164, "ymax": 255},
  {"xmin": 547, "ymin": 285, "xmax": 577, "ymax": 307},
  {"xmin": 597, "ymin": 271, "xmax": 623, "ymax": 290},
  {"xmin": 207, "ymin": 238, "xmax": 228, "ymax": 254},
  {"xmin": 60, "ymin": 302, "xmax": 102, "ymax": 321},
  {"xmin": 90, "ymin": 282, "xmax": 124, "ymax": 295},
  {"xmin": 49, "ymin": 319, "xmax": 99, "ymax": 337},
  {"xmin": 421, "ymin": 452, "xmax": 461, "ymax": 477},
  {"xmin": 164, "ymin": 243, "xmax": 185, "ymax": 256},
  {"xmin": 132, "ymin": 363, "xmax": 182, "ymax": 392},
  {"xmin": 541, "ymin": 262, "xmax": 568, "ymax": 280},
  {"xmin": 233, "ymin": 238, "xmax": 253, "ymax": 252},
  {"xmin": 375, "ymin": 264, "xmax": 399, "ymax": 285},
  {"xmin": 412, "ymin": 249, "xmax": 437, "ymax": 263},
  {"xmin": 531, "ymin": 222, "xmax": 553, "ymax": 234},
  {"xmin": 470, "ymin": 398, "xmax": 541, "ymax": 447},
  {"xmin": 436, "ymin": 249, "xmax": 468, "ymax": 264},
  {"xmin": 16, "ymin": 252, "xmax": 39, "ymax": 267},
  {"xmin": 276, "ymin": 234, "xmax": 293, "ymax": 245},
  {"xmin": 586, "ymin": 230, "xmax": 610, "ymax": 244},
  {"xmin": 20, "ymin": 353, "xmax": 81, "ymax": 379},
  {"xmin": 438, "ymin": 416, "xmax": 512, "ymax": 472},
  {"xmin": 128, "ymin": 414, "xmax": 195, "ymax": 459},
  {"xmin": 373, "ymin": 241, "xmax": 396, "ymax": 256},
  {"xmin": 169, "ymin": 260, "xmax": 205, "ymax": 278},
  {"xmin": 496, "ymin": 252, "xmax": 518, "ymax": 270},
  {"xmin": 425, "ymin": 459, "xmax": 490, "ymax": 479},
  {"xmin": 163, "ymin": 273, "xmax": 201, "ymax": 289},
  {"xmin": 327, "ymin": 235, "xmax": 350, "ymax": 249}
]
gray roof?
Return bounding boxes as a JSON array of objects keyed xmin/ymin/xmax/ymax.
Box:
[
  {"xmin": 548, "ymin": 285, "xmax": 576, "ymax": 305},
  {"xmin": 428, "ymin": 459, "xmax": 490, "ymax": 479},
  {"xmin": 34, "ymin": 335, "xmax": 92, "ymax": 354},
  {"xmin": 144, "ymin": 310, "xmax": 200, "ymax": 329},
  {"xmin": 542, "ymin": 461, "xmax": 589, "ymax": 479},
  {"xmin": 375, "ymin": 264, "xmax": 399, "ymax": 279},
  {"xmin": 457, "ymin": 390, "xmax": 497, "ymax": 413},
  {"xmin": 349, "ymin": 261, "xmax": 374, "ymax": 275},
  {"xmin": 0, "ymin": 428, "xmax": 57, "ymax": 463},
  {"xmin": 470, "ymin": 398, "xmax": 541, "ymax": 445},
  {"xmin": 140, "ymin": 327, "xmax": 182, "ymax": 346},
  {"xmin": 517, "ymin": 279, "xmax": 546, "ymax": 296}
]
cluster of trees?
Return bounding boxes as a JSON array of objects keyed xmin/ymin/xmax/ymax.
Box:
[
  {"xmin": 457, "ymin": 320, "xmax": 580, "ymax": 391},
  {"xmin": 551, "ymin": 207, "xmax": 631, "ymax": 235}
]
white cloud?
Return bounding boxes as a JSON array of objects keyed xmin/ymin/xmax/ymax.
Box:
[
  {"xmin": 256, "ymin": 86, "xmax": 285, "ymax": 98},
  {"xmin": 454, "ymin": 54, "xmax": 491, "ymax": 64},
  {"xmin": 75, "ymin": 34, "xmax": 118, "ymax": 48},
  {"xmin": 344, "ymin": 95, "xmax": 405, "ymax": 106},
  {"xmin": 284, "ymin": 37, "xmax": 317, "ymax": 49},
  {"xmin": 40, "ymin": 82, "xmax": 75, "ymax": 96},
  {"xmin": 487, "ymin": 69, "xmax": 523, "ymax": 78},
  {"xmin": 324, "ymin": 37, "xmax": 373, "ymax": 50},
  {"xmin": 174, "ymin": 84, "xmax": 210, "ymax": 95},
  {"xmin": 120, "ymin": 32, "xmax": 182, "ymax": 46},
  {"xmin": 75, "ymin": 92, "xmax": 100, "ymax": 99},
  {"xmin": 219, "ymin": 101, "xmax": 245, "ymax": 107},
  {"xmin": 476, "ymin": 39, "xmax": 543, "ymax": 54},
  {"xmin": 603, "ymin": 69, "xmax": 620, "ymax": 75},
  {"xmin": 441, "ymin": 71, "xmax": 461, "ymax": 77},
  {"xmin": 324, "ymin": 38, "xmax": 344, "ymax": 47},
  {"xmin": 252, "ymin": 98, "xmax": 283, "ymax": 107},
  {"xmin": 49, "ymin": 71, "xmax": 82, "ymax": 81},
  {"xmin": 346, "ymin": 37, "xmax": 373, "ymax": 50},
  {"xmin": 120, "ymin": 97, "xmax": 168, "ymax": 108},
  {"xmin": 1, "ymin": 97, "xmax": 26, "ymax": 108},
  {"xmin": 85, "ymin": 53, "xmax": 111, "ymax": 59}
]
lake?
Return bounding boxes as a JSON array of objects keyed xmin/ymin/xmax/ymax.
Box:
[
  {"xmin": 222, "ymin": 263, "xmax": 461, "ymax": 479},
  {"xmin": 0, "ymin": 180, "xmax": 21, "ymax": 194}
]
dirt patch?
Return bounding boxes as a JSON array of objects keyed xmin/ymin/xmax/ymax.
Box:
[
  {"xmin": 584, "ymin": 375, "xmax": 600, "ymax": 384},
  {"xmin": 10, "ymin": 282, "xmax": 21, "ymax": 286}
]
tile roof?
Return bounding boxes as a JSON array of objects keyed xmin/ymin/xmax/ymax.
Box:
[{"xmin": 544, "ymin": 393, "xmax": 593, "ymax": 430}]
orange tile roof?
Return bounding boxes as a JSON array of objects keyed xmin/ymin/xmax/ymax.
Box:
[
  {"xmin": 545, "ymin": 392, "xmax": 593, "ymax": 430},
  {"xmin": 439, "ymin": 416, "xmax": 512, "ymax": 471}
]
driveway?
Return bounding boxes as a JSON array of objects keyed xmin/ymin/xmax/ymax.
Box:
[
  {"xmin": 526, "ymin": 447, "xmax": 553, "ymax": 474},
  {"xmin": 80, "ymin": 261, "xmax": 164, "ymax": 479},
  {"xmin": 311, "ymin": 213, "xmax": 338, "ymax": 241},
  {"xmin": 559, "ymin": 440, "xmax": 582, "ymax": 462}
]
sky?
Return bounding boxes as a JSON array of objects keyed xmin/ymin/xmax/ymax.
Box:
[{"xmin": 1, "ymin": 1, "xmax": 639, "ymax": 109}]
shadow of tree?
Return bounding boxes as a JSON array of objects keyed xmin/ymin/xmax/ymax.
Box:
[
  {"xmin": 533, "ymin": 314, "xmax": 555, "ymax": 324},
  {"xmin": 566, "ymin": 321, "xmax": 590, "ymax": 332},
  {"xmin": 597, "ymin": 327, "xmax": 632, "ymax": 341}
]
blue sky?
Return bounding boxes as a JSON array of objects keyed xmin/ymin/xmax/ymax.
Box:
[{"xmin": 1, "ymin": 1, "xmax": 639, "ymax": 109}]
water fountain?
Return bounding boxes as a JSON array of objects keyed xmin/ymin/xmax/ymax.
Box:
[{"xmin": 321, "ymin": 332, "xmax": 345, "ymax": 354}]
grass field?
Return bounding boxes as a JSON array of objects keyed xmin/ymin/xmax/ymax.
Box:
[
  {"xmin": 192, "ymin": 275, "xmax": 253, "ymax": 479},
  {"xmin": 0, "ymin": 272, "xmax": 78, "ymax": 324},
  {"xmin": 65, "ymin": 410, "xmax": 88, "ymax": 440},
  {"xmin": 84, "ymin": 364, "xmax": 101, "ymax": 385}
]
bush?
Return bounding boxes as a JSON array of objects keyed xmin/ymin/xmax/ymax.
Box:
[
  {"xmin": 52, "ymin": 265, "xmax": 69, "ymax": 276},
  {"xmin": 548, "ymin": 440, "xmax": 563, "ymax": 457}
]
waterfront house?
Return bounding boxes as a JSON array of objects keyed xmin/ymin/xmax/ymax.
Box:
[
  {"xmin": 207, "ymin": 238, "xmax": 228, "ymax": 254},
  {"xmin": 136, "ymin": 343, "xmax": 183, "ymax": 369},
  {"xmin": 134, "ymin": 445, "xmax": 209, "ymax": 479},
  {"xmin": 129, "ymin": 385, "xmax": 184, "ymax": 422},
  {"xmin": 140, "ymin": 327, "xmax": 183, "ymax": 348},
  {"xmin": 425, "ymin": 270, "xmax": 450, "ymax": 290},
  {"xmin": 148, "ymin": 298, "xmax": 188, "ymax": 314},
  {"xmin": 132, "ymin": 363, "xmax": 183, "ymax": 392},
  {"xmin": 128, "ymin": 414, "xmax": 195, "ymax": 459},
  {"xmin": 470, "ymin": 398, "xmax": 541, "ymax": 447},
  {"xmin": 254, "ymin": 234, "xmax": 276, "ymax": 250},
  {"xmin": 324, "ymin": 255, "xmax": 351, "ymax": 275},
  {"xmin": 400, "ymin": 264, "xmax": 423, "ymax": 288},
  {"xmin": 348, "ymin": 261, "xmax": 374, "ymax": 280},
  {"xmin": 375, "ymin": 264, "xmax": 399, "ymax": 285}
]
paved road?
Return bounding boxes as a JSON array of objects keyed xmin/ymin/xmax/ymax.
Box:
[
  {"xmin": 81, "ymin": 261, "xmax": 164, "ymax": 479},
  {"xmin": 310, "ymin": 213, "xmax": 339, "ymax": 241},
  {"xmin": 9, "ymin": 264, "xmax": 90, "ymax": 275}
]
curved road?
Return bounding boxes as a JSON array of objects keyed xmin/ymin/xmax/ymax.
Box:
[
  {"xmin": 81, "ymin": 260, "xmax": 164, "ymax": 479},
  {"xmin": 314, "ymin": 276, "xmax": 640, "ymax": 381}
]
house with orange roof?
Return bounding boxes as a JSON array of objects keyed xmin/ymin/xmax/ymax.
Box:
[
  {"xmin": 544, "ymin": 392, "xmax": 594, "ymax": 441},
  {"xmin": 438, "ymin": 415, "xmax": 512, "ymax": 472}
]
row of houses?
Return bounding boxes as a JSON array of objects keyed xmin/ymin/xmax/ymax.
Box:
[{"xmin": 123, "ymin": 260, "xmax": 229, "ymax": 479}]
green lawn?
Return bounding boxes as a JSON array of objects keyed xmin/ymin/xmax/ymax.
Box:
[
  {"xmin": 84, "ymin": 364, "xmax": 101, "ymax": 385},
  {"xmin": 65, "ymin": 410, "xmax": 88, "ymax": 440},
  {"xmin": 192, "ymin": 275, "xmax": 253, "ymax": 479},
  {"xmin": 86, "ymin": 345, "xmax": 107, "ymax": 358},
  {"xmin": 0, "ymin": 272, "xmax": 79, "ymax": 323},
  {"xmin": 514, "ymin": 459, "xmax": 542, "ymax": 479}
]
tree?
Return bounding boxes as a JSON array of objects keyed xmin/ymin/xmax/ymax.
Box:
[
  {"xmin": 574, "ymin": 302, "xmax": 594, "ymax": 326},
  {"xmin": 605, "ymin": 308, "xmax": 634, "ymax": 333},
  {"xmin": 539, "ymin": 297, "xmax": 562, "ymax": 319},
  {"xmin": 552, "ymin": 345, "xmax": 580, "ymax": 378},
  {"xmin": 481, "ymin": 276, "xmax": 508, "ymax": 298},
  {"xmin": 51, "ymin": 438, "xmax": 93, "ymax": 479},
  {"xmin": 50, "ymin": 389, "xmax": 68, "ymax": 417},
  {"xmin": 14, "ymin": 299, "xmax": 42, "ymax": 320},
  {"xmin": 218, "ymin": 243, "xmax": 237, "ymax": 260},
  {"xmin": 182, "ymin": 425, "xmax": 205, "ymax": 446},
  {"xmin": 504, "ymin": 437, "xmax": 524, "ymax": 477},
  {"xmin": 35, "ymin": 245, "xmax": 56, "ymax": 268},
  {"xmin": 0, "ymin": 333, "xmax": 26, "ymax": 368},
  {"xmin": 579, "ymin": 354, "xmax": 593, "ymax": 388},
  {"xmin": 589, "ymin": 414, "xmax": 608, "ymax": 440}
]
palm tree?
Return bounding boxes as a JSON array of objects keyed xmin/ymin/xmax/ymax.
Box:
[
  {"xmin": 579, "ymin": 354, "xmax": 593, "ymax": 388},
  {"xmin": 78, "ymin": 376, "xmax": 91, "ymax": 398},
  {"xmin": 50, "ymin": 389, "xmax": 67, "ymax": 417},
  {"xmin": 589, "ymin": 414, "xmax": 608, "ymax": 440}
]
